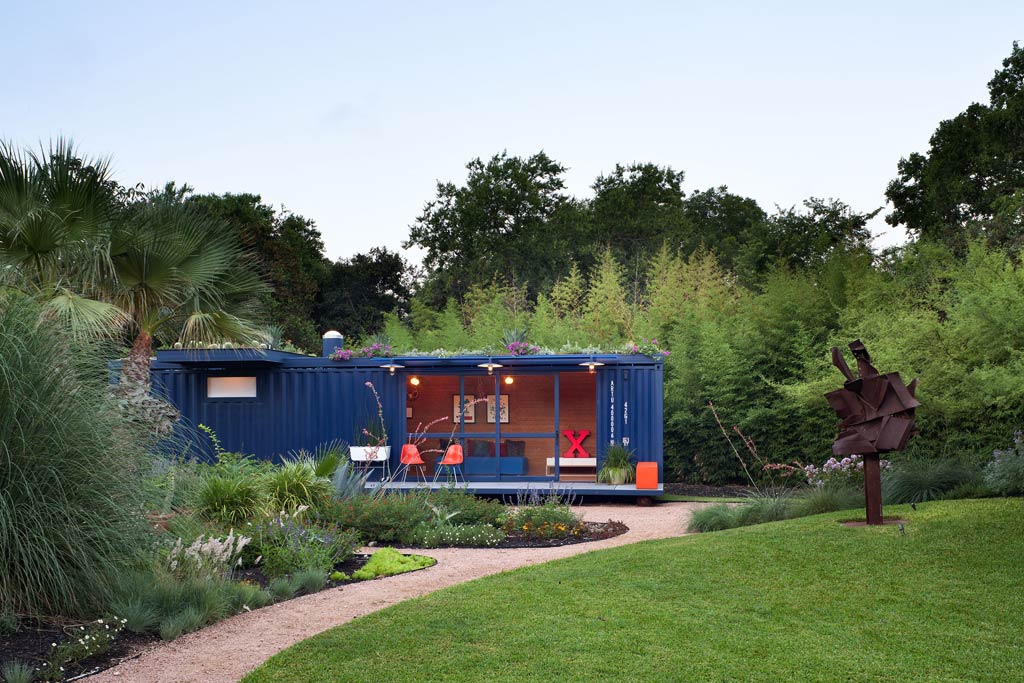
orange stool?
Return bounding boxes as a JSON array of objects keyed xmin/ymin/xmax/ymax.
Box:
[{"xmin": 636, "ymin": 461, "xmax": 658, "ymax": 490}]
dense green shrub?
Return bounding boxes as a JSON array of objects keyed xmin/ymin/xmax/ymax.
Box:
[
  {"xmin": 0, "ymin": 296, "xmax": 150, "ymax": 618},
  {"xmin": 883, "ymin": 459, "xmax": 980, "ymax": 504},
  {"xmin": 426, "ymin": 488, "xmax": 504, "ymax": 526},
  {"xmin": 351, "ymin": 548, "xmax": 436, "ymax": 580},
  {"xmin": 291, "ymin": 569, "xmax": 328, "ymax": 594},
  {"xmin": 984, "ymin": 431, "xmax": 1024, "ymax": 495},
  {"xmin": 321, "ymin": 493, "xmax": 433, "ymax": 544}
]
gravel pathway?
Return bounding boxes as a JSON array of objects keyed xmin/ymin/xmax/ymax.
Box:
[{"xmin": 89, "ymin": 502, "xmax": 703, "ymax": 683}]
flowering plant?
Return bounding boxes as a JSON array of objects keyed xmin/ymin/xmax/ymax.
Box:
[
  {"xmin": 506, "ymin": 341, "xmax": 540, "ymax": 356},
  {"xmin": 329, "ymin": 343, "xmax": 393, "ymax": 361},
  {"xmin": 803, "ymin": 453, "xmax": 891, "ymax": 488},
  {"xmin": 627, "ymin": 338, "xmax": 670, "ymax": 359},
  {"xmin": 36, "ymin": 617, "xmax": 127, "ymax": 681},
  {"xmin": 168, "ymin": 529, "xmax": 251, "ymax": 581}
]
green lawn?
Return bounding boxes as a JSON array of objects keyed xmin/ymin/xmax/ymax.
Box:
[{"xmin": 245, "ymin": 499, "xmax": 1023, "ymax": 683}]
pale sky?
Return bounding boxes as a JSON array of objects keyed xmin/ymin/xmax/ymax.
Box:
[{"xmin": 3, "ymin": 1, "xmax": 1022, "ymax": 262}]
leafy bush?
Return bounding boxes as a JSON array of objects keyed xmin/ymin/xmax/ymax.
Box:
[
  {"xmin": 254, "ymin": 509, "xmax": 359, "ymax": 578},
  {"xmin": 883, "ymin": 459, "xmax": 980, "ymax": 504},
  {"xmin": 984, "ymin": 431, "xmax": 1024, "ymax": 495},
  {"xmin": 409, "ymin": 522, "xmax": 506, "ymax": 547},
  {"xmin": 351, "ymin": 548, "xmax": 436, "ymax": 580},
  {"xmin": 195, "ymin": 472, "xmax": 265, "ymax": 526},
  {"xmin": 426, "ymin": 488, "xmax": 504, "ymax": 526},
  {"xmin": 261, "ymin": 458, "xmax": 333, "ymax": 512},
  {"xmin": 0, "ymin": 296, "xmax": 149, "ymax": 618},
  {"xmin": 321, "ymin": 493, "xmax": 432, "ymax": 544}
]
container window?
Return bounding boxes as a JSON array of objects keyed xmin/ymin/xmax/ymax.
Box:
[{"xmin": 207, "ymin": 376, "xmax": 257, "ymax": 399}]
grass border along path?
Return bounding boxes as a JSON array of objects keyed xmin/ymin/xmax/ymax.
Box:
[{"xmin": 245, "ymin": 498, "xmax": 1023, "ymax": 683}]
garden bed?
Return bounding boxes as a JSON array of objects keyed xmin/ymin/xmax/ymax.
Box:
[
  {"xmin": 0, "ymin": 552, "xmax": 434, "ymax": 682},
  {"xmin": 496, "ymin": 520, "xmax": 629, "ymax": 548}
]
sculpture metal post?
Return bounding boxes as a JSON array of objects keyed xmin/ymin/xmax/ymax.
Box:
[{"xmin": 824, "ymin": 341, "xmax": 920, "ymax": 525}]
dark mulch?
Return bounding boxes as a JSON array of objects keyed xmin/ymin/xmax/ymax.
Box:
[
  {"xmin": 0, "ymin": 620, "xmax": 157, "ymax": 681},
  {"xmin": 663, "ymin": 483, "xmax": 754, "ymax": 497},
  {"xmin": 497, "ymin": 520, "xmax": 629, "ymax": 548}
]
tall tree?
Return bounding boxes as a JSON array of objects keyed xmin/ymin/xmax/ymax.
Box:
[
  {"xmin": 315, "ymin": 247, "xmax": 411, "ymax": 343},
  {"xmin": 682, "ymin": 186, "xmax": 767, "ymax": 271},
  {"xmin": 583, "ymin": 248, "xmax": 631, "ymax": 345},
  {"xmin": 736, "ymin": 197, "xmax": 879, "ymax": 282},
  {"xmin": 886, "ymin": 42, "xmax": 1024, "ymax": 250},
  {"xmin": 405, "ymin": 151, "xmax": 576, "ymax": 302},
  {"xmin": 188, "ymin": 193, "xmax": 328, "ymax": 351},
  {"xmin": 586, "ymin": 162, "xmax": 691, "ymax": 274}
]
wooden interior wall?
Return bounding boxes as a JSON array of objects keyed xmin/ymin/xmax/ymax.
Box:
[{"xmin": 402, "ymin": 371, "xmax": 597, "ymax": 477}]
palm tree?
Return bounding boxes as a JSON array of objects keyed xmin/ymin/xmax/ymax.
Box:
[{"xmin": 0, "ymin": 140, "xmax": 268, "ymax": 390}]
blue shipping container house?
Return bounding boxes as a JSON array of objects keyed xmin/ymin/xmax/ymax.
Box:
[{"xmin": 149, "ymin": 334, "xmax": 664, "ymax": 497}]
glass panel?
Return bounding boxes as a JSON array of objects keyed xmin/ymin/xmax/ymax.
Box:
[
  {"xmin": 405, "ymin": 374, "xmax": 462, "ymax": 436},
  {"xmin": 556, "ymin": 371, "xmax": 598, "ymax": 481},
  {"xmin": 462, "ymin": 374, "xmax": 498, "ymax": 434},
  {"xmin": 207, "ymin": 376, "xmax": 257, "ymax": 398},
  {"xmin": 499, "ymin": 373, "xmax": 555, "ymax": 434},
  {"xmin": 497, "ymin": 437, "xmax": 556, "ymax": 477}
]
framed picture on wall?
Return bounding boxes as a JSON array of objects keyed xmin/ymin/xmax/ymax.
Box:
[
  {"xmin": 486, "ymin": 394, "xmax": 509, "ymax": 423},
  {"xmin": 453, "ymin": 394, "xmax": 476, "ymax": 423}
]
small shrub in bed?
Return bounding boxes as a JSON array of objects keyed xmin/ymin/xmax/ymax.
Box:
[
  {"xmin": 253, "ymin": 508, "xmax": 359, "ymax": 578},
  {"xmin": 292, "ymin": 569, "xmax": 328, "ymax": 594},
  {"xmin": 0, "ymin": 660, "xmax": 34, "ymax": 683},
  {"xmin": 261, "ymin": 458, "xmax": 333, "ymax": 512},
  {"xmin": 159, "ymin": 606, "xmax": 205, "ymax": 641},
  {"xmin": 195, "ymin": 472, "xmax": 265, "ymax": 526},
  {"xmin": 984, "ymin": 431, "xmax": 1024, "ymax": 495}
]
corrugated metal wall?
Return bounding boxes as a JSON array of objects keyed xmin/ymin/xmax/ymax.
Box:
[
  {"xmin": 596, "ymin": 363, "xmax": 664, "ymax": 479},
  {"xmin": 153, "ymin": 366, "xmax": 404, "ymax": 463}
]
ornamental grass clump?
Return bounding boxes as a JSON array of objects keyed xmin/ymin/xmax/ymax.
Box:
[{"xmin": 0, "ymin": 296, "xmax": 150, "ymax": 618}]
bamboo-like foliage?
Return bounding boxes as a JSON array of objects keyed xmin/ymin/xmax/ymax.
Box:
[{"xmin": 0, "ymin": 294, "xmax": 149, "ymax": 617}]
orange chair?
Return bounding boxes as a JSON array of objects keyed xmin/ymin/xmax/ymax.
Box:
[
  {"xmin": 399, "ymin": 444, "xmax": 426, "ymax": 482},
  {"xmin": 432, "ymin": 443, "xmax": 465, "ymax": 485}
]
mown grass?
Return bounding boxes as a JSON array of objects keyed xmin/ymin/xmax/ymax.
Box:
[{"xmin": 245, "ymin": 499, "xmax": 1023, "ymax": 683}]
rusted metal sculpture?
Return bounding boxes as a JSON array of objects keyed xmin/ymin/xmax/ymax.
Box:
[{"xmin": 825, "ymin": 341, "xmax": 920, "ymax": 525}]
